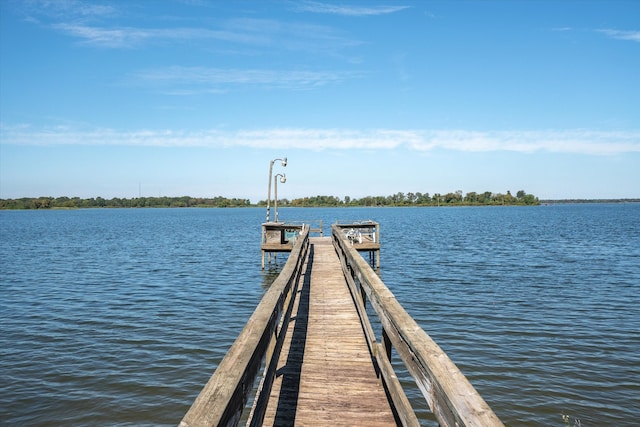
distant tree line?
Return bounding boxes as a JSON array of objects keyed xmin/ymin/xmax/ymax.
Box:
[
  {"xmin": 0, "ymin": 196, "xmax": 251, "ymax": 210},
  {"xmin": 264, "ymin": 190, "xmax": 540, "ymax": 207},
  {"xmin": 4, "ymin": 193, "xmax": 638, "ymax": 211},
  {"xmin": 1, "ymin": 190, "xmax": 540, "ymax": 210}
]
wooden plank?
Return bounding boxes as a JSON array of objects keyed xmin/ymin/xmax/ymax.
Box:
[
  {"xmin": 261, "ymin": 237, "xmax": 397, "ymax": 426},
  {"xmin": 261, "ymin": 243, "xmax": 295, "ymax": 252}
]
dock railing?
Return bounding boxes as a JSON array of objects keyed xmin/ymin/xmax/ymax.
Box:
[
  {"xmin": 179, "ymin": 225, "xmax": 310, "ymax": 427},
  {"xmin": 331, "ymin": 223, "xmax": 505, "ymax": 427}
]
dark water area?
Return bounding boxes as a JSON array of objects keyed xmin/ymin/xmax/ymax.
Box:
[{"xmin": 1, "ymin": 205, "xmax": 638, "ymax": 426}]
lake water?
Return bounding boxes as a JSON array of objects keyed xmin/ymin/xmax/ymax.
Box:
[{"xmin": 1, "ymin": 205, "xmax": 638, "ymax": 426}]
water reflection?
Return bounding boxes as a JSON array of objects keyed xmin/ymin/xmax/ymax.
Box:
[{"xmin": 261, "ymin": 265, "xmax": 283, "ymax": 289}]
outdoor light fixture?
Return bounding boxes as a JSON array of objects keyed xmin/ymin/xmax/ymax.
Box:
[
  {"xmin": 266, "ymin": 157, "xmax": 287, "ymax": 222},
  {"xmin": 274, "ymin": 173, "xmax": 286, "ymax": 223}
]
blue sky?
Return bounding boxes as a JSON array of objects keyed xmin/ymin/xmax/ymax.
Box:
[{"xmin": 1, "ymin": 0, "xmax": 638, "ymax": 202}]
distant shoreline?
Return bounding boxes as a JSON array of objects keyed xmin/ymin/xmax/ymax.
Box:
[
  {"xmin": 1, "ymin": 194, "xmax": 639, "ymax": 210},
  {"xmin": 539, "ymin": 199, "xmax": 640, "ymax": 204}
]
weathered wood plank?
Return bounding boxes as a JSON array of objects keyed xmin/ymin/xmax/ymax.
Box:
[
  {"xmin": 260, "ymin": 237, "xmax": 397, "ymax": 426},
  {"xmin": 261, "ymin": 243, "xmax": 295, "ymax": 251}
]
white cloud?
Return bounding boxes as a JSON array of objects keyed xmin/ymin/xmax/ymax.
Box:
[
  {"xmin": 47, "ymin": 19, "xmax": 362, "ymax": 55},
  {"xmin": 24, "ymin": 0, "xmax": 117, "ymax": 19},
  {"xmin": 51, "ymin": 24, "xmax": 256, "ymax": 49},
  {"xmin": 597, "ymin": 29, "xmax": 640, "ymax": 43},
  {"xmin": 2, "ymin": 125, "xmax": 639, "ymax": 155},
  {"xmin": 295, "ymin": 1, "xmax": 410, "ymax": 16},
  {"xmin": 53, "ymin": 20, "xmax": 344, "ymax": 50},
  {"xmin": 226, "ymin": 18, "xmax": 363, "ymax": 51},
  {"xmin": 20, "ymin": 2, "xmax": 362, "ymax": 52},
  {"xmin": 25, "ymin": 3, "xmax": 362, "ymax": 52},
  {"xmin": 52, "ymin": 24, "xmax": 145, "ymax": 48},
  {"xmin": 134, "ymin": 66, "xmax": 363, "ymax": 90},
  {"xmin": 411, "ymin": 130, "xmax": 640, "ymax": 155}
]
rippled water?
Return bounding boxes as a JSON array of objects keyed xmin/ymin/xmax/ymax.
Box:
[{"xmin": 1, "ymin": 205, "xmax": 638, "ymax": 426}]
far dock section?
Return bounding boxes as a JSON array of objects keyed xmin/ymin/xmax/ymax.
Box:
[
  {"xmin": 261, "ymin": 222, "xmax": 303, "ymax": 269},
  {"xmin": 333, "ymin": 220, "xmax": 380, "ymax": 269},
  {"xmin": 181, "ymin": 221, "xmax": 504, "ymax": 427},
  {"xmin": 261, "ymin": 220, "xmax": 379, "ymax": 269},
  {"xmin": 261, "ymin": 220, "xmax": 323, "ymax": 269}
]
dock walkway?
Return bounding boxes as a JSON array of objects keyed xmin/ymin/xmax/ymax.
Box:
[
  {"xmin": 261, "ymin": 237, "xmax": 396, "ymax": 425},
  {"xmin": 179, "ymin": 223, "xmax": 504, "ymax": 427}
]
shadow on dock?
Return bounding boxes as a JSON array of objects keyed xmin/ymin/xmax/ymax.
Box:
[{"xmin": 272, "ymin": 244, "xmax": 312, "ymax": 424}]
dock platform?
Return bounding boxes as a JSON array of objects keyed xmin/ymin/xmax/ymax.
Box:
[{"xmin": 260, "ymin": 237, "xmax": 396, "ymax": 425}]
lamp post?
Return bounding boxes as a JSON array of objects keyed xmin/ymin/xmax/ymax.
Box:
[
  {"xmin": 274, "ymin": 173, "xmax": 286, "ymax": 223},
  {"xmin": 266, "ymin": 157, "xmax": 287, "ymax": 222}
]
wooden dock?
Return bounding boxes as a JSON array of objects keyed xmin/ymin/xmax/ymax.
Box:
[
  {"xmin": 259, "ymin": 237, "xmax": 396, "ymax": 425},
  {"xmin": 180, "ymin": 222, "xmax": 504, "ymax": 427}
]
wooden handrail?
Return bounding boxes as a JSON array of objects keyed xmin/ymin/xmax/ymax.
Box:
[
  {"xmin": 179, "ymin": 225, "xmax": 310, "ymax": 427},
  {"xmin": 331, "ymin": 225, "xmax": 419, "ymax": 427},
  {"xmin": 331, "ymin": 224, "xmax": 505, "ymax": 427}
]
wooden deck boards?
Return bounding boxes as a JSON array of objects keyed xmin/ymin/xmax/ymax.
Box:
[{"xmin": 261, "ymin": 237, "xmax": 396, "ymax": 426}]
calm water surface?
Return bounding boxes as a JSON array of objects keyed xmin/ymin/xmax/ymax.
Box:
[{"xmin": 1, "ymin": 205, "xmax": 638, "ymax": 426}]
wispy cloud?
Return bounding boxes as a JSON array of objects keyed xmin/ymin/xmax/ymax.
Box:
[
  {"xmin": 52, "ymin": 24, "xmax": 149, "ymax": 48},
  {"xmin": 597, "ymin": 29, "xmax": 640, "ymax": 43},
  {"xmin": 3, "ymin": 125, "xmax": 638, "ymax": 155},
  {"xmin": 51, "ymin": 24, "xmax": 251, "ymax": 49},
  {"xmin": 23, "ymin": 0, "xmax": 117, "ymax": 20},
  {"xmin": 295, "ymin": 1, "xmax": 410, "ymax": 16},
  {"xmin": 19, "ymin": 2, "xmax": 363, "ymax": 52},
  {"xmin": 226, "ymin": 18, "xmax": 363, "ymax": 52},
  {"xmin": 43, "ymin": 18, "xmax": 361, "ymax": 54},
  {"xmin": 133, "ymin": 66, "xmax": 363, "ymax": 91},
  {"xmin": 410, "ymin": 130, "xmax": 640, "ymax": 155}
]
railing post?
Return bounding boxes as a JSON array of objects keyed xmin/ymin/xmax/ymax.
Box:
[
  {"xmin": 359, "ymin": 282, "xmax": 367, "ymax": 309},
  {"xmin": 382, "ymin": 328, "xmax": 392, "ymax": 362}
]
